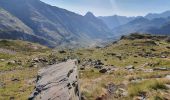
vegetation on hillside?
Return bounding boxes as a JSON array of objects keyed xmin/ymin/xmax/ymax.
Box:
[
  {"xmin": 0, "ymin": 33, "xmax": 170, "ymax": 100},
  {"xmin": 53, "ymin": 34, "xmax": 170, "ymax": 100}
]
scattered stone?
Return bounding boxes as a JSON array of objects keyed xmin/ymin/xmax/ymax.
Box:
[
  {"xmin": 135, "ymin": 91, "xmax": 147, "ymax": 100},
  {"xmin": 165, "ymin": 75, "xmax": 170, "ymax": 79},
  {"xmin": 134, "ymin": 61, "xmax": 138, "ymax": 64},
  {"xmin": 161, "ymin": 55, "xmax": 167, "ymax": 58},
  {"xmin": 116, "ymin": 88, "xmax": 128, "ymax": 97},
  {"xmin": 135, "ymin": 96, "xmax": 146, "ymax": 100},
  {"xmin": 165, "ymin": 37, "xmax": 170, "ymax": 42},
  {"xmin": 130, "ymin": 78, "xmax": 143, "ymax": 83},
  {"xmin": 95, "ymin": 94, "xmax": 107, "ymax": 100},
  {"xmin": 116, "ymin": 55, "xmax": 122, "ymax": 60},
  {"xmin": 11, "ymin": 78, "xmax": 20, "ymax": 82},
  {"xmin": 107, "ymin": 53, "xmax": 116, "ymax": 56},
  {"xmin": 153, "ymin": 67, "xmax": 169, "ymax": 71},
  {"xmin": 10, "ymin": 96, "xmax": 15, "ymax": 100},
  {"xmin": 48, "ymin": 59, "xmax": 56, "ymax": 65},
  {"xmin": 165, "ymin": 84, "xmax": 170, "ymax": 89},
  {"xmin": 81, "ymin": 94, "xmax": 87, "ymax": 100},
  {"xmin": 99, "ymin": 68, "xmax": 107, "ymax": 73},
  {"xmin": 141, "ymin": 63, "xmax": 149, "ymax": 68},
  {"xmin": 143, "ymin": 69, "xmax": 153, "ymax": 73},
  {"xmin": 8, "ymin": 60, "xmax": 16, "ymax": 65},
  {"xmin": 150, "ymin": 75, "xmax": 162, "ymax": 78},
  {"xmin": 80, "ymin": 66, "xmax": 85, "ymax": 70},
  {"xmin": 166, "ymin": 46, "xmax": 170, "ymax": 49},
  {"xmin": 59, "ymin": 50, "xmax": 66, "ymax": 53},
  {"xmin": 0, "ymin": 82, "xmax": 5, "ymax": 88},
  {"xmin": 150, "ymin": 48, "xmax": 156, "ymax": 51},
  {"xmin": 0, "ymin": 59, "xmax": 5, "ymax": 62},
  {"xmin": 125, "ymin": 65, "xmax": 134, "ymax": 71},
  {"xmin": 94, "ymin": 65, "xmax": 103, "ymax": 69},
  {"xmin": 95, "ymin": 60, "xmax": 104, "ymax": 65},
  {"xmin": 106, "ymin": 83, "xmax": 118, "ymax": 94}
]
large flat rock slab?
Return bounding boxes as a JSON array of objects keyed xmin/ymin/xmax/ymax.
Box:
[{"xmin": 29, "ymin": 59, "xmax": 80, "ymax": 100}]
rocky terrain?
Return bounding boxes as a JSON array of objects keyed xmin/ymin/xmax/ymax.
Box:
[
  {"xmin": 29, "ymin": 59, "xmax": 80, "ymax": 100},
  {"xmin": 0, "ymin": 33, "xmax": 170, "ymax": 100},
  {"xmin": 53, "ymin": 34, "xmax": 170, "ymax": 100}
]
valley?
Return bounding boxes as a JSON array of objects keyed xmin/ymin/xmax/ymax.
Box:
[
  {"xmin": 0, "ymin": 34, "xmax": 170, "ymax": 100},
  {"xmin": 0, "ymin": 0, "xmax": 170, "ymax": 100}
]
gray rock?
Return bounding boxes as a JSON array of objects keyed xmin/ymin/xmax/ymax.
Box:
[{"xmin": 29, "ymin": 59, "xmax": 80, "ymax": 100}]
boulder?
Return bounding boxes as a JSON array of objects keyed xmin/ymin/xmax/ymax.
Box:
[{"xmin": 29, "ymin": 59, "xmax": 80, "ymax": 100}]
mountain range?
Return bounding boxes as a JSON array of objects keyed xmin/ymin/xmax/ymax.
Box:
[
  {"xmin": 0, "ymin": 0, "xmax": 112, "ymax": 48},
  {"xmin": 0, "ymin": 0, "xmax": 170, "ymax": 48},
  {"xmin": 100, "ymin": 11, "xmax": 170, "ymax": 37}
]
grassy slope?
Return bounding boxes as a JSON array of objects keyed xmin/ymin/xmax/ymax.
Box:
[
  {"xmin": 54, "ymin": 34, "xmax": 170, "ymax": 100},
  {"xmin": 0, "ymin": 40, "xmax": 51, "ymax": 100},
  {"xmin": 0, "ymin": 34, "xmax": 170, "ymax": 100}
]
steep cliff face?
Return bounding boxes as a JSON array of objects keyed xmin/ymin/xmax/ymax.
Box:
[{"xmin": 29, "ymin": 60, "xmax": 80, "ymax": 100}]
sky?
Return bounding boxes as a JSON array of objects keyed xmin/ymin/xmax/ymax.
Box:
[{"xmin": 41, "ymin": 0, "xmax": 170, "ymax": 17}]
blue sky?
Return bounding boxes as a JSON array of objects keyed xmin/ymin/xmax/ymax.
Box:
[{"xmin": 41, "ymin": 0, "xmax": 170, "ymax": 17}]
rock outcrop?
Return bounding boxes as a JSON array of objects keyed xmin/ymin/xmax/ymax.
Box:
[{"xmin": 29, "ymin": 59, "xmax": 80, "ymax": 100}]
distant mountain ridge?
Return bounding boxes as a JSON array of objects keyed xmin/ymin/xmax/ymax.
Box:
[
  {"xmin": 99, "ymin": 10, "xmax": 170, "ymax": 37},
  {"xmin": 0, "ymin": 0, "xmax": 112, "ymax": 48},
  {"xmin": 145, "ymin": 11, "xmax": 170, "ymax": 20},
  {"xmin": 111, "ymin": 16, "xmax": 170, "ymax": 36},
  {"xmin": 0, "ymin": 0, "xmax": 170, "ymax": 48},
  {"xmin": 99, "ymin": 15, "xmax": 135, "ymax": 29}
]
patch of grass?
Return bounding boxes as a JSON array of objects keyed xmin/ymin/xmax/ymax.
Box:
[
  {"xmin": 0, "ymin": 68, "xmax": 38, "ymax": 100},
  {"xmin": 0, "ymin": 53, "xmax": 14, "ymax": 59},
  {"xmin": 128, "ymin": 79, "xmax": 168, "ymax": 97}
]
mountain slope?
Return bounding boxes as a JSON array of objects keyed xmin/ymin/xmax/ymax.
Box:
[
  {"xmin": 146, "ymin": 11, "xmax": 170, "ymax": 20},
  {"xmin": 112, "ymin": 17, "xmax": 170, "ymax": 36},
  {"xmin": 99, "ymin": 15, "xmax": 135, "ymax": 29},
  {"xmin": 0, "ymin": 0, "xmax": 112, "ymax": 47},
  {"xmin": 0, "ymin": 8, "xmax": 54, "ymax": 47},
  {"xmin": 0, "ymin": 8, "xmax": 33, "ymax": 34},
  {"xmin": 148, "ymin": 22, "xmax": 170, "ymax": 35}
]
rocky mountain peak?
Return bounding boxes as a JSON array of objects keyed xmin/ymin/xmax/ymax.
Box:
[{"xmin": 85, "ymin": 12, "xmax": 96, "ymax": 18}]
